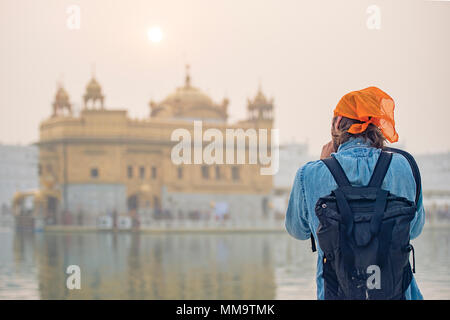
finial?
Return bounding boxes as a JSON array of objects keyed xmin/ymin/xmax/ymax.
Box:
[
  {"xmin": 91, "ymin": 62, "xmax": 96, "ymax": 79},
  {"xmin": 185, "ymin": 64, "xmax": 191, "ymax": 87},
  {"xmin": 257, "ymin": 77, "xmax": 263, "ymax": 94},
  {"xmin": 57, "ymin": 73, "xmax": 64, "ymax": 89}
]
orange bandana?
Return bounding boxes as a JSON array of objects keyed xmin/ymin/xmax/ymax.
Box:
[{"xmin": 334, "ymin": 86, "xmax": 399, "ymax": 143}]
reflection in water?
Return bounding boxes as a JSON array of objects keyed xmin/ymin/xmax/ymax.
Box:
[{"xmin": 0, "ymin": 228, "xmax": 449, "ymax": 299}]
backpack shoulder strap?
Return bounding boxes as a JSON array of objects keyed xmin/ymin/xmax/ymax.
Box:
[
  {"xmin": 321, "ymin": 155, "xmax": 351, "ymax": 187},
  {"xmin": 310, "ymin": 232, "xmax": 317, "ymax": 252},
  {"xmin": 368, "ymin": 151, "xmax": 393, "ymax": 188},
  {"xmin": 383, "ymin": 147, "xmax": 422, "ymax": 205}
]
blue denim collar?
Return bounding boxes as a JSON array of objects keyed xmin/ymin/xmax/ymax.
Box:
[{"xmin": 337, "ymin": 137, "xmax": 372, "ymax": 153}]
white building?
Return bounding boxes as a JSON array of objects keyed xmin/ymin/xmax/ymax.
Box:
[
  {"xmin": 272, "ymin": 143, "xmax": 312, "ymax": 218},
  {"xmin": 415, "ymin": 152, "xmax": 450, "ymax": 193},
  {"xmin": 415, "ymin": 152, "xmax": 450, "ymax": 225},
  {"xmin": 0, "ymin": 144, "xmax": 39, "ymax": 215},
  {"xmin": 274, "ymin": 143, "xmax": 312, "ymax": 189}
]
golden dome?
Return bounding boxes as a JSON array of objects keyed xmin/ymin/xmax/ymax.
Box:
[
  {"xmin": 55, "ymin": 86, "xmax": 69, "ymax": 101},
  {"xmin": 52, "ymin": 84, "xmax": 72, "ymax": 117},
  {"xmin": 150, "ymin": 65, "xmax": 228, "ymax": 121},
  {"xmin": 86, "ymin": 77, "xmax": 101, "ymax": 93},
  {"xmin": 248, "ymin": 84, "xmax": 273, "ymax": 107},
  {"xmin": 83, "ymin": 76, "xmax": 105, "ymax": 109},
  {"xmin": 163, "ymin": 85, "xmax": 215, "ymax": 109},
  {"xmin": 253, "ymin": 89, "xmax": 268, "ymax": 104},
  {"xmin": 247, "ymin": 84, "xmax": 274, "ymax": 121},
  {"xmin": 85, "ymin": 77, "xmax": 102, "ymax": 97}
]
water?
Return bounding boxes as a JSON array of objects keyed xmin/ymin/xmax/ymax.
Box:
[{"xmin": 0, "ymin": 228, "xmax": 449, "ymax": 300}]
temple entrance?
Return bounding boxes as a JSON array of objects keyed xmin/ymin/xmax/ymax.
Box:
[
  {"xmin": 127, "ymin": 194, "xmax": 139, "ymax": 211},
  {"xmin": 46, "ymin": 196, "xmax": 58, "ymax": 225}
]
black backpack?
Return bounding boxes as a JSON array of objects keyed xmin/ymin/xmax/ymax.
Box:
[{"xmin": 311, "ymin": 147, "xmax": 421, "ymax": 300}]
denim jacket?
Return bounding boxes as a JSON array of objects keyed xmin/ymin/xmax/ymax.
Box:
[{"xmin": 285, "ymin": 137, "xmax": 425, "ymax": 300}]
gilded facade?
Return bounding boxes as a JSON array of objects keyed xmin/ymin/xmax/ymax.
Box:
[{"xmin": 26, "ymin": 67, "xmax": 274, "ymax": 227}]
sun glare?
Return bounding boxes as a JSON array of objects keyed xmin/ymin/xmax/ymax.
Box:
[{"xmin": 147, "ymin": 26, "xmax": 163, "ymax": 43}]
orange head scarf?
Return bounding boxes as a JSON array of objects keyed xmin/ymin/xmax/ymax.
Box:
[{"xmin": 334, "ymin": 86, "xmax": 399, "ymax": 143}]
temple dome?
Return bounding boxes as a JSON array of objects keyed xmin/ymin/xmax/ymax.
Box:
[
  {"xmin": 86, "ymin": 77, "xmax": 102, "ymax": 93},
  {"xmin": 83, "ymin": 76, "xmax": 105, "ymax": 109},
  {"xmin": 150, "ymin": 65, "xmax": 228, "ymax": 122},
  {"xmin": 247, "ymin": 84, "xmax": 274, "ymax": 121},
  {"xmin": 54, "ymin": 87, "xmax": 70, "ymax": 105},
  {"xmin": 52, "ymin": 84, "xmax": 72, "ymax": 117},
  {"xmin": 162, "ymin": 85, "xmax": 215, "ymax": 109}
]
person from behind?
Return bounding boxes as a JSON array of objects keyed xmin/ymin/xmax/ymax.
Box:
[{"xmin": 285, "ymin": 87, "xmax": 425, "ymax": 300}]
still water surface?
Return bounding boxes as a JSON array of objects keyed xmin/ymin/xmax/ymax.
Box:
[{"xmin": 0, "ymin": 228, "xmax": 449, "ymax": 299}]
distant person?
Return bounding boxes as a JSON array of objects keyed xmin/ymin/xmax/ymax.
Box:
[{"xmin": 285, "ymin": 87, "xmax": 425, "ymax": 300}]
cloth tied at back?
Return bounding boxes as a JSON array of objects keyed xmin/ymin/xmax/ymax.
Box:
[{"xmin": 334, "ymin": 86, "xmax": 399, "ymax": 143}]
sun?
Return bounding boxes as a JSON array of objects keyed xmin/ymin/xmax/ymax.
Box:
[{"xmin": 147, "ymin": 26, "xmax": 163, "ymax": 43}]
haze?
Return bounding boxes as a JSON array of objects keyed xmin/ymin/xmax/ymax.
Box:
[{"xmin": 0, "ymin": 0, "xmax": 449, "ymax": 156}]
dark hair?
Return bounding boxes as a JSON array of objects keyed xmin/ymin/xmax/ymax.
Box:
[{"xmin": 331, "ymin": 116, "xmax": 386, "ymax": 150}]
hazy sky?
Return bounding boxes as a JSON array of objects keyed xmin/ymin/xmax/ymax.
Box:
[{"xmin": 0, "ymin": 0, "xmax": 449, "ymax": 156}]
